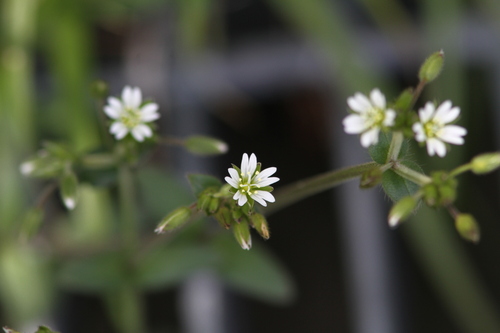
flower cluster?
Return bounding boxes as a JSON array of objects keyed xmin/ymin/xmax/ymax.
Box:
[
  {"xmin": 225, "ymin": 153, "xmax": 279, "ymax": 207},
  {"xmin": 104, "ymin": 86, "xmax": 160, "ymax": 142},
  {"xmin": 343, "ymin": 89, "xmax": 467, "ymax": 157}
]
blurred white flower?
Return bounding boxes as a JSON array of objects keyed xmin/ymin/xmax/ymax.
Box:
[
  {"xmin": 225, "ymin": 153, "xmax": 279, "ymax": 207},
  {"xmin": 343, "ymin": 89, "xmax": 396, "ymax": 147},
  {"xmin": 104, "ymin": 86, "xmax": 160, "ymax": 142},
  {"xmin": 412, "ymin": 101, "xmax": 467, "ymax": 157}
]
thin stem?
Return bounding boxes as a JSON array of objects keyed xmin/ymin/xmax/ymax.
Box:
[
  {"xmin": 410, "ymin": 79, "xmax": 427, "ymax": 110},
  {"xmin": 392, "ymin": 162, "xmax": 432, "ymax": 186},
  {"xmin": 264, "ymin": 162, "xmax": 379, "ymax": 216},
  {"xmin": 387, "ymin": 131, "xmax": 404, "ymax": 162},
  {"xmin": 116, "ymin": 164, "xmax": 145, "ymax": 333},
  {"xmin": 449, "ymin": 163, "xmax": 471, "ymax": 177}
]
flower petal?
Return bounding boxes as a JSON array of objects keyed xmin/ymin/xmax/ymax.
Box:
[
  {"xmin": 412, "ymin": 123, "xmax": 426, "ymax": 142},
  {"xmin": 438, "ymin": 125, "xmax": 467, "ymax": 144},
  {"xmin": 427, "ymin": 138, "xmax": 447, "ymax": 157},
  {"xmin": 343, "ymin": 114, "xmax": 368, "ymax": 134},
  {"xmin": 240, "ymin": 153, "xmax": 249, "ymax": 175},
  {"xmin": 110, "ymin": 122, "xmax": 128, "ymax": 139},
  {"xmin": 256, "ymin": 177, "xmax": 280, "ymax": 187},
  {"xmin": 251, "ymin": 191, "xmax": 275, "ymax": 204},
  {"xmin": 107, "ymin": 97, "xmax": 123, "ymax": 110},
  {"xmin": 384, "ymin": 109, "xmax": 396, "ymax": 127},
  {"xmin": 256, "ymin": 167, "xmax": 277, "ymax": 179},
  {"xmin": 131, "ymin": 124, "xmax": 152, "ymax": 142},
  {"xmin": 237, "ymin": 193, "xmax": 248, "ymax": 206},
  {"xmin": 360, "ymin": 128, "xmax": 380, "ymax": 147},
  {"xmin": 370, "ymin": 89, "xmax": 386, "ymax": 109},
  {"xmin": 140, "ymin": 103, "xmax": 160, "ymax": 122},
  {"xmin": 247, "ymin": 153, "xmax": 257, "ymax": 176},
  {"xmin": 419, "ymin": 102, "xmax": 435, "ymax": 123},
  {"xmin": 347, "ymin": 93, "xmax": 371, "ymax": 113},
  {"xmin": 225, "ymin": 176, "xmax": 238, "ymax": 188},
  {"xmin": 104, "ymin": 105, "xmax": 121, "ymax": 119}
]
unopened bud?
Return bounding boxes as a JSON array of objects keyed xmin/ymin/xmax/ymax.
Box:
[
  {"xmin": 249, "ymin": 213, "xmax": 270, "ymax": 239},
  {"xmin": 20, "ymin": 153, "xmax": 64, "ymax": 178},
  {"xmin": 155, "ymin": 206, "xmax": 193, "ymax": 233},
  {"xmin": 360, "ymin": 168, "xmax": 383, "ymax": 189},
  {"xmin": 232, "ymin": 219, "xmax": 252, "ymax": 250},
  {"xmin": 208, "ymin": 197, "xmax": 220, "ymax": 214},
  {"xmin": 185, "ymin": 135, "xmax": 228, "ymax": 156},
  {"xmin": 388, "ymin": 196, "xmax": 417, "ymax": 228},
  {"xmin": 3, "ymin": 327, "xmax": 21, "ymax": 333},
  {"xmin": 197, "ymin": 188, "xmax": 216, "ymax": 214},
  {"xmin": 90, "ymin": 80, "xmax": 110, "ymax": 99},
  {"xmin": 60, "ymin": 170, "xmax": 79, "ymax": 210},
  {"xmin": 455, "ymin": 213, "xmax": 480, "ymax": 243},
  {"xmin": 419, "ymin": 50, "xmax": 444, "ymax": 83},
  {"xmin": 471, "ymin": 152, "xmax": 500, "ymax": 174},
  {"xmin": 214, "ymin": 206, "xmax": 232, "ymax": 229}
]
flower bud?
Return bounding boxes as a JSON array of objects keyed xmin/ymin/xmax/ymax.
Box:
[
  {"xmin": 418, "ymin": 50, "xmax": 444, "ymax": 83},
  {"xmin": 471, "ymin": 152, "xmax": 500, "ymax": 174},
  {"xmin": 90, "ymin": 79, "xmax": 109, "ymax": 99},
  {"xmin": 388, "ymin": 196, "xmax": 417, "ymax": 228},
  {"xmin": 232, "ymin": 219, "xmax": 252, "ymax": 250},
  {"xmin": 249, "ymin": 213, "xmax": 270, "ymax": 239},
  {"xmin": 155, "ymin": 206, "xmax": 193, "ymax": 233},
  {"xmin": 214, "ymin": 206, "xmax": 232, "ymax": 229},
  {"xmin": 3, "ymin": 327, "xmax": 21, "ymax": 333},
  {"xmin": 208, "ymin": 197, "xmax": 220, "ymax": 214},
  {"xmin": 20, "ymin": 153, "xmax": 64, "ymax": 178},
  {"xmin": 197, "ymin": 188, "xmax": 216, "ymax": 214},
  {"xmin": 184, "ymin": 135, "xmax": 228, "ymax": 156},
  {"xmin": 359, "ymin": 168, "xmax": 383, "ymax": 189},
  {"xmin": 60, "ymin": 170, "xmax": 79, "ymax": 210},
  {"xmin": 455, "ymin": 213, "xmax": 480, "ymax": 243}
]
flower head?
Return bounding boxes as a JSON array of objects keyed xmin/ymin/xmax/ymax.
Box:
[
  {"xmin": 225, "ymin": 153, "xmax": 279, "ymax": 207},
  {"xmin": 412, "ymin": 101, "xmax": 467, "ymax": 157},
  {"xmin": 343, "ymin": 89, "xmax": 396, "ymax": 147},
  {"xmin": 104, "ymin": 86, "xmax": 160, "ymax": 142}
]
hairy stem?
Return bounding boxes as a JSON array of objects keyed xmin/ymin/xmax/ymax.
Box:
[
  {"xmin": 264, "ymin": 162, "xmax": 379, "ymax": 215},
  {"xmin": 392, "ymin": 161, "xmax": 432, "ymax": 186}
]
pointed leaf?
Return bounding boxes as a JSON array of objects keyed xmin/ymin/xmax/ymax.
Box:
[{"xmin": 382, "ymin": 160, "xmax": 423, "ymax": 202}]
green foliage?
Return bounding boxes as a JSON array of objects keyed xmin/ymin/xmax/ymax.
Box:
[
  {"xmin": 213, "ymin": 234, "xmax": 296, "ymax": 304},
  {"xmin": 382, "ymin": 161, "xmax": 422, "ymax": 202},
  {"xmin": 187, "ymin": 173, "xmax": 222, "ymax": 197}
]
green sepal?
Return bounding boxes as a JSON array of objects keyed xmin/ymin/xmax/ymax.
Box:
[
  {"xmin": 59, "ymin": 169, "xmax": 79, "ymax": 210},
  {"xmin": 187, "ymin": 173, "xmax": 222, "ymax": 197},
  {"xmin": 392, "ymin": 88, "xmax": 414, "ymax": 112}
]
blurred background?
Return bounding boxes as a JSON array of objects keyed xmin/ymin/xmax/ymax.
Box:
[{"xmin": 1, "ymin": 0, "xmax": 500, "ymax": 332}]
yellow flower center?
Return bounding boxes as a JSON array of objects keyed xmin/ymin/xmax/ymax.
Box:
[{"xmin": 120, "ymin": 107, "xmax": 141, "ymax": 129}]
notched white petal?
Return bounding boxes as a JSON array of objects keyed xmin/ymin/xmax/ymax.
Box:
[{"xmin": 370, "ymin": 89, "xmax": 386, "ymax": 109}]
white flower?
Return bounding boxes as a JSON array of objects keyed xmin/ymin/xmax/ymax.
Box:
[
  {"xmin": 343, "ymin": 89, "xmax": 396, "ymax": 147},
  {"xmin": 225, "ymin": 153, "xmax": 279, "ymax": 207},
  {"xmin": 104, "ymin": 86, "xmax": 160, "ymax": 142},
  {"xmin": 412, "ymin": 101, "xmax": 467, "ymax": 157}
]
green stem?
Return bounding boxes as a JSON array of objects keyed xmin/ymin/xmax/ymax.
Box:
[
  {"xmin": 264, "ymin": 162, "xmax": 379, "ymax": 215},
  {"xmin": 386, "ymin": 131, "xmax": 404, "ymax": 162},
  {"xmin": 116, "ymin": 165, "xmax": 145, "ymax": 333},
  {"xmin": 449, "ymin": 163, "xmax": 471, "ymax": 177},
  {"xmin": 392, "ymin": 161, "xmax": 432, "ymax": 186}
]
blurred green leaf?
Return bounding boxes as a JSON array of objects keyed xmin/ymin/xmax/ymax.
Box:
[
  {"xmin": 187, "ymin": 173, "xmax": 222, "ymax": 197},
  {"xmin": 35, "ymin": 326, "xmax": 59, "ymax": 333},
  {"xmin": 137, "ymin": 168, "xmax": 192, "ymax": 221},
  {"xmin": 368, "ymin": 132, "xmax": 410, "ymax": 164},
  {"xmin": 57, "ymin": 252, "xmax": 126, "ymax": 293},
  {"xmin": 382, "ymin": 160, "xmax": 422, "ymax": 202},
  {"xmin": 136, "ymin": 242, "xmax": 215, "ymax": 291},
  {"xmin": 213, "ymin": 234, "xmax": 295, "ymax": 305}
]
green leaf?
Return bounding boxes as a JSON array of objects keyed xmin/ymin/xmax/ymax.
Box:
[
  {"xmin": 57, "ymin": 252, "xmax": 126, "ymax": 293},
  {"xmin": 136, "ymin": 242, "xmax": 216, "ymax": 291},
  {"xmin": 35, "ymin": 326, "xmax": 60, "ymax": 333},
  {"xmin": 137, "ymin": 168, "xmax": 192, "ymax": 221},
  {"xmin": 187, "ymin": 173, "xmax": 222, "ymax": 197},
  {"xmin": 368, "ymin": 132, "xmax": 411, "ymax": 164},
  {"xmin": 382, "ymin": 160, "xmax": 423, "ymax": 202},
  {"xmin": 213, "ymin": 234, "xmax": 296, "ymax": 305}
]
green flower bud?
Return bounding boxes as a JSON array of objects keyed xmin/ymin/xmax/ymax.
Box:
[
  {"xmin": 471, "ymin": 152, "xmax": 500, "ymax": 174},
  {"xmin": 155, "ymin": 206, "xmax": 193, "ymax": 233},
  {"xmin": 423, "ymin": 171, "xmax": 457, "ymax": 207},
  {"xmin": 184, "ymin": 135, "xmax": 228, "ymax": 156},
  {"xmin": 208, "ymin": 197, "xmax": 220, "ymax": 214},
  {"xmin": 90, "ymin": 79, "xmax": 110, "ymax": 99},
  {"xmin": 455, "ymin": 213, "xmax": 480, "ymax": 243},
  {"xmin": 249, "ymin": 213, "xmax": 270, "ymax": 239},
  {"xmin": 60, "ymin": 170, "xmax": 79, "ymax": 210},
  {"xmin": 20, "ymin": 152, "xmax": 65, "ymax": 178},
  {"xmin": 418, "ymin": 50, "xmax": 444, "ymax": 83},
  {"xmin": 393, "ymin": 88, "xmax": 414, "ymax": 112},
  {"xmin": 214, "ymin": 206, "xmax": 232, "ymax": 229},
  {"xmin": 388, "ymin": 196, "xmax": 417, "ymax": 228},
  {"xmin": 232, "ymin": 219, "xmax": 252, "ymax": 250},
  {"xmin": 197, "ymin": 188, "xmax": 216, "ymax": 214},
  {"xmin": 359, "ymin": 168, "xmax": 383, "ymax": 189},
  {"xmin": 3, "ymin": 327, "xmax": 21, "ymax": 333}
]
